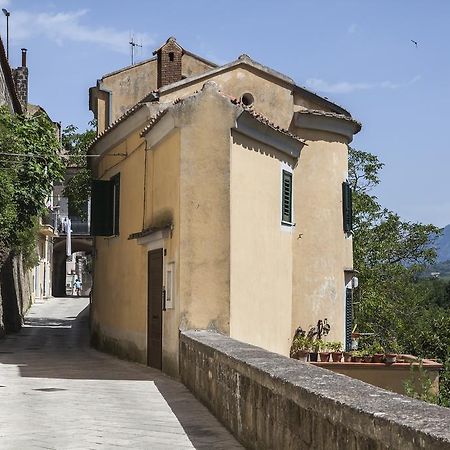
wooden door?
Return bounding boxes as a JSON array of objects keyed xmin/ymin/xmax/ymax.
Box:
[{"xmin": 147, "ymin": 249, "xmax": 163, "ymax": 369}]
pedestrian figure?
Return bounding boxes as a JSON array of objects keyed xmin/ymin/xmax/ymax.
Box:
[{"xmin": 74, "ymin": 279, "xmax": 82, "ymax": 297}]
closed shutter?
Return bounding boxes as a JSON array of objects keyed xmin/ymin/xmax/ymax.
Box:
[
  {"xmin": 282, "ymin": 170, "xmax": 292, "ymax": 224},
  {"xmin": 112, "ymin": 174, "xmax": 120, "ymax": 235},
  {"xmin": 345, "ymin": 288, "xmax": 353, "ymax": 351},
  {"xmin": 342, "ymin": 181, "xmax": 353, "ymax": 233},
  {"xmin": 90, "ymin": 180, "xmax": 114, "ymax": 236}
]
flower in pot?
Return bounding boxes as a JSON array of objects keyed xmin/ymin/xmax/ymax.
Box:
[
  {"xmin": 319, "ymin": 341, "xmax": 331, "ymax": 362},
  {"xmin": 330, "ymin": 341, "xmax": 343, "ymax": 362},
  {"xmin": 309, "ymin": 339, "xmax": 322, "ymax": 362}
]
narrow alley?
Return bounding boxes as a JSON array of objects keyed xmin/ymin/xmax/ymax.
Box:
[{"xmin": 0, "ymin": 297, "xmax": 243, "ymax": 449}]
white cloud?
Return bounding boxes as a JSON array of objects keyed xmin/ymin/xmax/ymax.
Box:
[
  {"xmin": 305, "ymin": 75, "xmax": 421, "ymax": 94},
  {"xmin": 11, "ymin": 9, "xmax": 153, "ymax": 54}
]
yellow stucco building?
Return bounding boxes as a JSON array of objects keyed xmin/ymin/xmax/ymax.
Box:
[{"xmin": 88, "ymin": 37, "xmax": 361, "ymax": 376}]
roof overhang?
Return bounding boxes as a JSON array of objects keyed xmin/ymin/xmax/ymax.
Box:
[
  {"xmin": 234, "ymin": 110, "xmax": 304, "ymax": 159},
  {"xmin": 294, "ymin": 109, "xmax": 361, "ymax": 142}
]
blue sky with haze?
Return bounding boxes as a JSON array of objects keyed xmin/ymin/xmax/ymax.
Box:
[{"xmin": 1, "ymin": 0, "xmax": 449, "ymax": 227}]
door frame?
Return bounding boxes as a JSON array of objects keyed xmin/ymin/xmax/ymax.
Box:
[{"xmin": 147, "ymin": 248, "xmax": 164, "ymax": 369}]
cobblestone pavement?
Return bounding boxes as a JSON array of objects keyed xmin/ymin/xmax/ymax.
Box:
[{"xmin": 0, "ymin": 297, "xmax": 243, "ymax": 449}]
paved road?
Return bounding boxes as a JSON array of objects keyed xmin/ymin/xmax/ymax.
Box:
[{"xmin": 0, "ymin": 297, "xmax": 243, "ymax": 449}]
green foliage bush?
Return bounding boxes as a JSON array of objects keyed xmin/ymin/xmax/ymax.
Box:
[
  {"xmin": 0, "ymin": 106, "xmax": 63, "ymax": 264},
  {"xmin": 349, "ymin": 147, "xmax": 450, "ymax": 406}
]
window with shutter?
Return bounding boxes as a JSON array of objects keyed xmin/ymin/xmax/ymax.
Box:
[
  {"xmin": 90, "ymin": 173, "xmax": 121, "ymax": 237},
  {"xmin": 112, "ymin": 173, "xmax": 120, "ymax": 235},
  {"xmin": 345, "ymin": 287, "xmax": 353, "ymax": 351},
  {"xmin": 90, "ymin": 180, "xmax": 114, "ymax": 236},
  {"xmin": 342, "ymin": 181, "xmax": 353, "ymax": 233},
  {"xmin": 281, "ymin": 170, "xmax": 293, "ymax": 225}
]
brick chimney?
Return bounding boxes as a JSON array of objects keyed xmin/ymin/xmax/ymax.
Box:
[
  {"xmin": 12, "ymin": 48, "xmax": 28, "ymax": 113},
  {"xmin": 153, "ymin": 37, "xmax": 183, "ymax": 89}
]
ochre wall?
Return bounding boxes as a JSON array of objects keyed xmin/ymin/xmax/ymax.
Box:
[
  {"xmin": 144, "ymin": 130, "xmax": 181, "ymax": 376},
  {"xmin": 160, "ymin": 67, "xmax": 294, "ymax": 129},
  {"xmin": 91, "ymin": 132, "xmax": 148, "ymax": 363},
  {"xmin": 98, "ymin": 54, "xmax": 216, "ymax": 130},
  {"xmin": 229, "ymin": 131, "xmax": 294, "ymax": 356},
  {"xmin": 178, "ymin": 88, "xmax": 237, "ymax": 335},
  {"xmin": 291, "ymin": 129, "xmax": 352, "ymax": 344}
]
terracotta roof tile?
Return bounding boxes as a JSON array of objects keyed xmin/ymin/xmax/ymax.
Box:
[
  {"xmin": 89, "ymin": 103, "xmax": 146, "ymax": 151},
  {"xmin": 296, "ymin": 108, "xmax": 361, "ymax": 130}
]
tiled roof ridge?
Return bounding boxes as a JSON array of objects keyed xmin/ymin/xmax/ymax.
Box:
[
  {"xmin": 226, "ymin": 94, "xmax": 304, "ymax": 143},
  {"xmin": 89, "ymin": 103, "xmax": 146, "ymax": 151},
  {"xmin": 297, "ymin": 108, "xmax": 361, "ymax": 127},
  {"xmin": 139, "ymin": 86, "xmax": 304, "ymax": 144}
]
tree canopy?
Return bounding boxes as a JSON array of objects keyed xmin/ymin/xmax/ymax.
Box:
[
  {"xmin": 0, "ymin": 106, "xmax": 64, "ymax": 266},
  {"xmin": 349, "ymin": 147, "xmax": 450, "ymax": 405}
]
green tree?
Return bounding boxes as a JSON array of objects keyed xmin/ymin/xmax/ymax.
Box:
[
  {"xmin": 0, "ymin": 106, "xmax": 64, "ymax": 266},
  {"xmin": 349, "ymin": 147, "xmax": 450, "ymax": 405},
  {"xmin": 62, "ymin": 123, "xmax": 95, "ymax": 219}
]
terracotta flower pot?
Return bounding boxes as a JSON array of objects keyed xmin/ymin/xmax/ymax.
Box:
[
  {"xmin": 331, "ymin": 351, "xmax": 343, "ymax": 362},
  {"xmin": 384, "ymin": 353, "xmax": 397, "ymax": 364},
  {"xmin": 343, "ymin": 352, "xmax": 352, "ymax": 362},
  {"xmin": 363, "ymin": 355, "xmax": 373, "ymax": 363},
  {"xmin": 319, "ymin": 352, "xmax": 330, "ymax": 362},
  {"xmin": 352, "ymin": 355, "xmax": 363, "ymax": 362},
  {"xmin": 296, "ymin": 350, "xmax": 309, "ymax": 362},
  {"xmin": 372, "ymin": 354, "xmax": 384, "ymax": 363}
]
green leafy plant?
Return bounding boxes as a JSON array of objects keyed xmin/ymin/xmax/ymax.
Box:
[{"xmin": 403, "ymin": 360, "xmax": 438, "ymax": 404}]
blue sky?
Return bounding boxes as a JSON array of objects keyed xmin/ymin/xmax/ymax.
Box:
[{"xmin": 1, "ymin": 0, "xmax": 449, "ymax": 227}]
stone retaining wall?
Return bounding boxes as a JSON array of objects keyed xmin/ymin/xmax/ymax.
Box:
[{"xmin": 180, "ymin": 330, "xmax": 450, "ymax": 450}]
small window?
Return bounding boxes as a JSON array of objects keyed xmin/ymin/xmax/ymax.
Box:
[
  {"xmin": 169, "ymin": 52, "xmax": 174, "ymax": 62},
  {"xmin": 281, "ymin": 170, "xmax": 293, "ymax": 224},
  {"xmin": 241, "ymin": 92, "xmax": 254, "ymax": 107}
]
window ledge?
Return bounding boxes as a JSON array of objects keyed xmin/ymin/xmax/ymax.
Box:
[{"xmin": 281, "ymin": 221, "xmax": 295, "ymax": 227}]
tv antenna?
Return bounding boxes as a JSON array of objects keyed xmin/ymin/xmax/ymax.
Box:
[{"xmin": 129, "ymin": 36, "xmax": 142, "ymax": 65}]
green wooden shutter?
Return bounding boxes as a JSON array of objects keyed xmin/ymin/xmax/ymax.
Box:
[
  {"xmin": 342, "ymin": 181, "xmax": 353, "ymax": 233},
  {"xmin": 345, "ymin": 287, "xmax": 353, "ymax": 351},
  {"xmin": 282, "ymin": 170, "xmax": 292, "ymax": 224},
  {"xmin": 112, "ymin": 174, "xmax": 120, "ymax": 235},
  {"xmin": 90, "ymin": 180, "xmax": 114, "ymax": 236}
]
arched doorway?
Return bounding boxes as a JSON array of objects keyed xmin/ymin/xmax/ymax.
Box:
[{"xmin": 52, "ymin": 237, "xmax": 93, "ymax": 297}]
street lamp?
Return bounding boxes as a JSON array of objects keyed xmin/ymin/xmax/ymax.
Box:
[{"xmin": 2, "ymin": 8, "xmax": 10, "ymax": 60}]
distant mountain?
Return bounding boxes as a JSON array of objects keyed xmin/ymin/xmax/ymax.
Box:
[{"xmin": 436, "ymin": 224, "xmax": 450, "ymax": 263}]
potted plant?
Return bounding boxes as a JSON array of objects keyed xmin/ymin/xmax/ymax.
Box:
[
  {"xmin": 343, "ymin": 350, "xmax": 352, "ymax": 362},
  {"xmin": 319, "ymin": 341, "xmax": 331, "ymax": 362},
  {"xmin": 309, "ymin": 339, "xmax": 322, "ymax": 362},
  {"xmin": 370, "ymin": 342, "xmax": 385, "ymax": 363},
  {"xmin": 290, "ymin": 336, "xmax": 311, "ymax": 362},
  {"xmin": 330, "ymin": 341, "xmax": 343, "ymax": 362},
  {"xmin": 384, "ymin": 341, "xmax": 400, "ymax": 365},
  {"xmin": 351, "ymin": 350, "xmax": 364, "ymax": 363},
  {"xmin": 361, "ymin": 349, "xmax": 373, "ymax": 363}
]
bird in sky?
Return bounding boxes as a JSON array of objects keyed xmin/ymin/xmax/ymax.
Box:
[{"xmin": 411, "ymin": 39, "xmax": 418, "ymax": 48}]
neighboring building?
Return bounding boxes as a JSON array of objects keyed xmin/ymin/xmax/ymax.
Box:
[{"xmin": 88, "ymin": 37, "xmax": 361, "ymax": 376}]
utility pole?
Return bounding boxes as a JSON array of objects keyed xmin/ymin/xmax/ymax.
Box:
[
  {"xmin": 129, "ymin": 37, "xmax": 142, "ymax": 66},
  {"xmin": 2, "ymin": 8, "xmax": 10, "ymax": 60}
]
